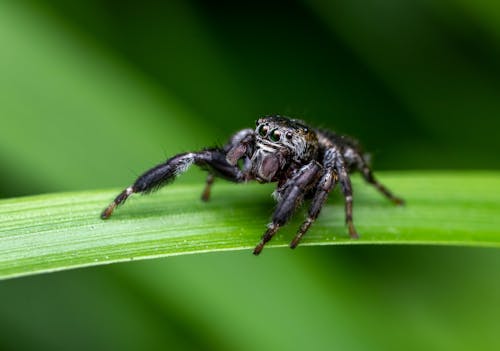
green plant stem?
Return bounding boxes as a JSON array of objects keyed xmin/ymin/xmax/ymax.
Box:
[{"xmin": 1, "ymin": 172, "xmax": 499, "ymax": 280}]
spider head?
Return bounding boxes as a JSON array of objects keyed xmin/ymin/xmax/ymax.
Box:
[{"xmin": 252, "ymin": 116, "xmax": 318, "ymax": 182}]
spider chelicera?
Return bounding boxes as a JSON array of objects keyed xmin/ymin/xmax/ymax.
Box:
[{"xmin": 101, "ymin": 115, "xmax": 404, "ymax": 255}]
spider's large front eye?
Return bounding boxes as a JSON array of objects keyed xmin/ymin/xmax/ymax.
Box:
[
  {"xmin": 257, "ymin": 125, "xmax": 269, "ymax": 137},
  {"xmin": 269, "ymin": 129, "xmax": 281, "ymax": 142}
]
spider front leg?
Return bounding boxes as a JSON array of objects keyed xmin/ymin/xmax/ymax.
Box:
[
  {"xmin": 290, "ymin": 168, "xmax": 337, "ymax": 249},
  {"xmin": 253, "ymin": 161, "xmax": 321, "ymax": 255},
  {"xmin": 101, "ymin": 148, "xmax": 245, "ymax": 219}
]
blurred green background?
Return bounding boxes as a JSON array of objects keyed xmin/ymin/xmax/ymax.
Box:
[{"xmin": 1, "ymin": 0, "xmax": 499, "ymax": 350}]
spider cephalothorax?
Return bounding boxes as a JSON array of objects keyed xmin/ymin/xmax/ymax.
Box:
[
  {"xmin": 101, "ymin": 115, "xmax": 403, "ymax": 255},
  {"xmin": 243, "ymin": 116, "xmax": 318, "ymax": 183}
]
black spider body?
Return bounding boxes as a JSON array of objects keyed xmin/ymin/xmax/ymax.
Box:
[{"xmin": 102, "ymin": 115, "xmax": 403, "ymax": 254}]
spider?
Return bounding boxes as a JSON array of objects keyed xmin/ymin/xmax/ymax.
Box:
[{"xmin": 101, "ymin": 115, "xmax": 404, "ymax": 255}]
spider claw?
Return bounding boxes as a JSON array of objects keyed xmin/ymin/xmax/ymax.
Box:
[
  {"xmin": 393, "ymin": 197, "xmax": 405, "ymax": 206},
  {"xmin": 201, "ymin": 187, "xmax": 211, "ymax": 202},
  {"xmin": 201, "ymin": 174, "xmax": 214, "ymax": 202},
  {"xmin": 201, "ymin": 193, "xmax": 210, "ymax": 202},
  {"xmin": 290, "ymin": 218, "xmax": 313, "ymax": 249},
  {"xmin": 100, "ymin": 187, "xmax": 134, "ymax": 220},
  {"xmin": 253, "ymin": 242, "xmax": 265, "ymax": 255},
  {"xmin": 253, "ymin": 224, "xmax": 280, "ymax": 255},
  {"xmin": 101, "ymin": 203, "xmax": 116, "ymax": 219},
  {"xmin": 348, "ymin": 222, "xmax": 359, "ymax": 239},
  {"xmin": 289, "ymin": 238, "xmax": 300, "ymax": 249},
  {"xmin": 349, "ymin": 231, "xmax": 360, "ymax": 240}
]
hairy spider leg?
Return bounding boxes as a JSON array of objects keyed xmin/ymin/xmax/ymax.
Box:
[
  {"xmin": 315, "ymin": 131, "xmax": 359, "ymax": 238},
  {"xmin": 201, "ymin": 174, "xmax": 215, "ymax": 202},
  {"xmin": 342, "ymin": 147, "xmax": 404, "ymax": 205},
  {"xmin": 253, "ymin": 161, "xmax": 322, "ymax": 255},
  {"xmin": 101, "ymin": 148, "xmax": 245, "ymax": 219},
  {"xmin": 335, "ymin": 154, "xmax": 359, "ymax": 239},
  {"xmin": 290, "ymin": 149, "xmax": 339, "ymax": 248}
]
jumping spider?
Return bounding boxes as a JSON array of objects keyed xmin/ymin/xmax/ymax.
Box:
[{"xmin": 101, "ymin": 115, "xmax": 403, "ymax": 255}]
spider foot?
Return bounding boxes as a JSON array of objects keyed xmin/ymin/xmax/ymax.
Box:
[
  {"xmin": 290, "ymin": 218, "xmax": 314, "ymax": 249},
  {"xmin": 201, "ymin": 175, "xmax": 214, "ymax": 202},
  {"xmin": 101, "ymin": 202, "xmax": 116, "ymax": 219},
  {"xmin": 348, "ymin": 222, "xmax": 360, "ymax": 239},
  {"xmin": 350, "ymin": 232, "xmax": 360, "ymax": 240},
  {"xmin": 253, "ymin": 223, "xmax": 280, "ymax": 255},
  {"xmin": 201, "ymin": 186, "xmax": 211, "ymax": 202},
  {"xmin": 100, "ymin": 187, "xmax": 134, "ymax": 219},
  {"xmin": 392, "ymin": 196, "xmax": 405, "ymax": 206}
]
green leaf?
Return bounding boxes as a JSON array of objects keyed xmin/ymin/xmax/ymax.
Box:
[{"xmin": 1, "ymin": 172, "xmax": 499, "ymax": 280}]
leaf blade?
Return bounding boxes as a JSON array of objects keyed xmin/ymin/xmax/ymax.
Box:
[{"xmin": 1, "ymin": 172, "xmax": 499, "ymax": 280}]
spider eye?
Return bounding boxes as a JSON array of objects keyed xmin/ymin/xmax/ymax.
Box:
[
  {"xmin": 269, "ymin": 129, "xmax": 281, "ymax": 142},
  {"xmin": 257, "ymin": 124, "xmax": 269, "ymax": 137},
  {"xmin": 285, "ymin": 132, "xmax": 293, "ymax": 140}
]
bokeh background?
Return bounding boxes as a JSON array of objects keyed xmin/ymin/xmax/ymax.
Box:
[{"xmin": 1, "ymin": 1, "xmax": 500, "ymax": 350}]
